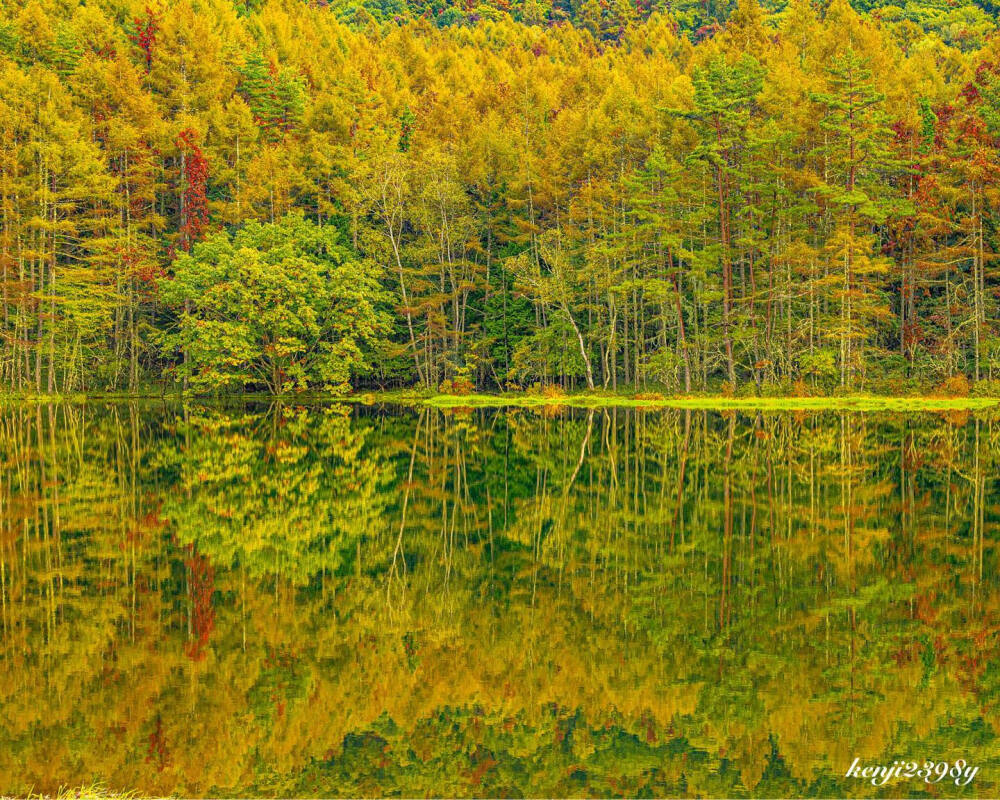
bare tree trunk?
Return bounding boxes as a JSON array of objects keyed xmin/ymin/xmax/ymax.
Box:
[{"xmin": 561, "ymin": 302, "xmax": 594, "ymax": 390}]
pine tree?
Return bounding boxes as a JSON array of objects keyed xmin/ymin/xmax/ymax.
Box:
[
  {"xmin": 810, "ymin": 47, "xmax": 904, "ymax": 387},
  {"xmin": 686, "ymin": 53, "xmax": 765, "ymax": 387}
]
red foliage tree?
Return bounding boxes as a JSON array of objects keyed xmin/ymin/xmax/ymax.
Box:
[
  {"xmin": 177, "ymin": 128, "xmax": 209, "ymax": 252},
  {"xmin": 130, "ymin": 6, "xmax": 159, "ymax": 73}
]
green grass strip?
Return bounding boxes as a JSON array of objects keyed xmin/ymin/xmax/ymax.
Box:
[{"xmin": 348, "ymin": 391, "xmax": 1000, "ymax": 411}]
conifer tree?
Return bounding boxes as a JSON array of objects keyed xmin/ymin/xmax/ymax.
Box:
[
  {"xmin": 810, "ymin": 47, "xmax": 903, "ymax": 386},
  {"xmin": 687, "ymin": 53, "xmax": 764, "ymax": 387}
]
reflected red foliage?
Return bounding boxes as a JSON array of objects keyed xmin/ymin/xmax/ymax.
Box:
[{"xmin": 184, "ymin": 545, "xmax": 215, "ymax": 661}]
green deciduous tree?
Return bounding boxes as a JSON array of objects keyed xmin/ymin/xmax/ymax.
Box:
[{"xmin": 157, "ymin": 214, "xmax": 389, "ymax": 393}]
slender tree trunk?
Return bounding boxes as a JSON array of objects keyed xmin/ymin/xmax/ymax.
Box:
[{"xmin": 561, "ymin": 302, "xmax": 594, "ymax": 390}]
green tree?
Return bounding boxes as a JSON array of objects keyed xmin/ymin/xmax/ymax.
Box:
[
  {"xmin": 686, "ymin": 53, "xmax": 765, "ymax": 387},
  {"xmin": 810, "ymin": 46, "xmax": 906, "ymax": 387},
  {"xmin": 157, "ymin": 214, "xmax": 389, "ymax": 393}
]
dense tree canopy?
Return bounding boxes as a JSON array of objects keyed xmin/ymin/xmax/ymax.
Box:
[
  {"xmin": 1, "ymin": 0, "xmax": 1000, "ymax": 395},
  {"xmin": 157, "ymin": 215, "xmax": 389, "ymax": 393}
]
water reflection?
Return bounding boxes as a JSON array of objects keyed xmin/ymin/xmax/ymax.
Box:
[{"xmin": 0, "ymin": 402, "xmax": 997, "ymax": 797}]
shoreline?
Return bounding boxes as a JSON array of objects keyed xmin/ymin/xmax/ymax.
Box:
[
  {"xmin": 371, "ymin": 392, "xmax": 1000, "ymax": 411},
  {"xmin": 3, "ymin": 390, "xmax": 997, "ymax": 412}
]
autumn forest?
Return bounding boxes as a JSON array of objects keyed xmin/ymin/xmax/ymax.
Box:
[
  {"xmin": 2, "ymin": 0, "xmax": 1000, "ymax": 397},
  {"xmin": 4, "ymin": 1, "xmax": 1000, "ymax": 797}
]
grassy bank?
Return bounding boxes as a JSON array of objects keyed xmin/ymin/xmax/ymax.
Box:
[
  {"xmin": 4, "ymin": 390, "xmax": 999, "ymax": 412},
  {"xmin": 347, "ymin": 391, "xmax": 1000, "ymax": 412}
]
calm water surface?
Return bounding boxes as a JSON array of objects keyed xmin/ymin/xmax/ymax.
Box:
[{"xmin": 1, "ymin": 402, "xmax": 998, "ymax": 797}]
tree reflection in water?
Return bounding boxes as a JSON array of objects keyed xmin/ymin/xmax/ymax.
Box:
[{"xmin": 0, "ymin": 401, "xmax": 997, "ymax": 797}]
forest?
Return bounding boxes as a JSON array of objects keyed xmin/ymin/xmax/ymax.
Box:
[{"xmin": 2, "ymin": 0, "xmax": 1000, "ymax": 396}]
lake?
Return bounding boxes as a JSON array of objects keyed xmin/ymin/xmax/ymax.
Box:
[{"xmin": 1, "ymin": 401, "xmax": 997, "ymax": 797}]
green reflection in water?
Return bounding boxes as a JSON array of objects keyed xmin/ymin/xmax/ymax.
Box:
[{"xmin": 0, "ymin": 402, "xmax": 998, "ymax": 797}]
